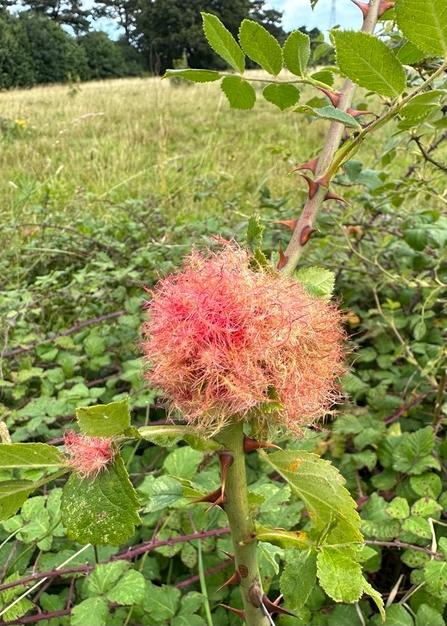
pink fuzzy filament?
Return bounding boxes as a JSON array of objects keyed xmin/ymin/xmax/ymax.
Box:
[
  {"xmin": 63, "ymin": 431, "xmax": 115, "ymax": 478},
  {"xmin": 141, "ymin": 246, "xmax": 345, "ymax": 435}
]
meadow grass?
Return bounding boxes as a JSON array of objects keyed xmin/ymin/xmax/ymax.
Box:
[{"xmin": 0, "ymin": 72, "xmax": 424, "ymax": 266}]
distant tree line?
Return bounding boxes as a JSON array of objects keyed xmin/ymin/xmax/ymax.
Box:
[{"xmin": 0, "ymin": 0, "xmax": 330, "ymax": 89}]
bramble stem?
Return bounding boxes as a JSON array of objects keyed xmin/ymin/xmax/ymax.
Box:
[{"xmin": 216, "ymin": 422, "xmax": 270, "ymax": 626}]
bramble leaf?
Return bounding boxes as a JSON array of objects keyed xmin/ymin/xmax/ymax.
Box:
[
  {"xmin": 201, "ymin": 12, "xmax": 244, "ymax": 73},
  {"xmin": 283, "ymin": 30, "xmax": 310, "ymax": 76},
  {"xmin": 263, "ymin": 84, "xmax": 300, "ymax": 110},
  {"xmin": 76, "ymin": 398, "xmax": 131, "ymax": 437},
  {"xmin": 259, "ymin": 450, "xmax": 363, "ymax": 545},
  {"xmin": 61, "ymin": 454, "xmax": 141, "ymax": 545},
  {"xmin": 395, "ymin": 0, "xmax": 447, "ymax": 56},
  {"xmin": 163, "ymin": 69, "xmax": 222, "ymax": 83},
  {"xmin": 221, "ymin": 76, "xmax": 256, "ymax": 109},
  {"xmin": 71, "ymin": 597, "xmax": 109, "ymax": 626},
  {"xmin": 331, "ymin": 30, "xmax": 406, "ymax": 97},
  {"xmin": 239, "ymin": 20, "xmax": 282, "ymax": 76},
  {"xmin": 0, "ymin": 443, "xmax": 63, "ymax": 468},
  {"xmin": 106, "ymin": 569, "xmax": 146, "ymax": 604},
  {"xmin": 280, "ymin": 549, "xmax": 317, "ymax": 609}
]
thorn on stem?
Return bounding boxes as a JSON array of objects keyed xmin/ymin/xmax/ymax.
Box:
[
  {"xmin": 262, "ymin": 595, "xmax": 298, "ymax": 617},
  {"xmin": 291, "ymin": 157, "xmax": 318, "ymax": 174},
  {"xmin": 324, "ymin": 190, "xmax": 348, "ymax": 205},
  {"xmin": 277, "ymin": 244, "xmax": 288, "ymax": 270},
  {"xmin": 273, "ymin": 219, "xmax": 298, "ymax": 232},
  {"xmin": 243, "ymin": 436, "xmax": 281, "ymax": 453},
  {"xmin": 216, "ymin": 570, "xmax": 241, "ymax": 592},
  {"xmin": 317, "ymin": 87, "xmax": 341, "ymax": 107},
  {"xmin": 220, "ymin": 604, "xmax": 245, "ymax": 620},
  {"xmin": 300, "ymin": 174, "xmax": 320, "ymax": 199},
  {"xmin": 299, "ymin": 226, "xmax": 318, "ymax": 246}
]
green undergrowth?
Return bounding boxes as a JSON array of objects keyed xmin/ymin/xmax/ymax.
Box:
[{"xmin": 0, "ymin": 77, "xmax": 446, "ymax": 625}]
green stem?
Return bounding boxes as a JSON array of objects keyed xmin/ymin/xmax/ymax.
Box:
[{"xmin": 215, "ymin": 422, "xmax": 270, "ymax": 626}]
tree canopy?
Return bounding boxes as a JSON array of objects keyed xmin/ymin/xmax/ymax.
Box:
[{"xmin": 0, "ymin": 0, "xmax": 330, "ymax": 87}]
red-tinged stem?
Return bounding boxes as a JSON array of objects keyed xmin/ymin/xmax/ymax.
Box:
[{"xmin": 281, "ymin": 0, "xmax": 384, "ymax": 275}]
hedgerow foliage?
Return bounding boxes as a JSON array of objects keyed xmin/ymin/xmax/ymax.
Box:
[{"xmin": 1, "ymin": 1, "xmax": 447, "ymax": 625}]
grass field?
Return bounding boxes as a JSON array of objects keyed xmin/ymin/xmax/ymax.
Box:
[{"xmin": 1, "ymin": 73, "xmax": 408, "ymax": 244}]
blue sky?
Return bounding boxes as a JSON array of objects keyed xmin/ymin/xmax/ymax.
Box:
[
  {"xmin": 266, "ymin": 0, "xmax": 362, "ymax": 33},
  {"xmin": 96, "ymin": 0, "xmax": 363, "ymax": 39}
]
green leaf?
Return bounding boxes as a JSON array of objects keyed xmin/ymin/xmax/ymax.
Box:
[
  {"xmin": 423, "ymin": 561, "xmax": 447, "ymax": 595},
  {"xmin": 163, "ymin": 447, "xmax": 203, "ymax": 481},
  {"xmin": 416, "ymin": 604, "xmax": 445, "ymax": 626},
  {"xmin": 411, "ymin": 497, "xmax": 442, "ymax": 517},
  {"xmin": 375, "ymin": 604, "xmax": 414, "ymax": 626},
  {"xmin": 311, "ymin": 69, "xmax": 335, "ymax": 86},
  {"xmin": 283, "ymin": 30, "xmax": 310, "ymax": 76},
  {"xmin": 255, "ymin": 524, "xmax": 313, "ymax": 550},
  {"xmin": 395, "ymin": 40, "xmax": 426, "ymax": 64},
  {"xmin": 61, "ymin": 454, "xmax": 141, "ymax": 545},
  {"xmin": 362, "ymin": 579, "xmax": 385, "ymax": 619},
  {"xmin": 71, "ymin": 597, "xmax": 109, "ymax": 626},
  {"xmin": 0, "ymin": 480, "xmax": 36, "ymax": 521},
  {"xmin": 141, "ymin": 475, "xmax": 184, "ymax": 513},
  {"xmin": 172, "ymin": 616, "xmax": 206, "ymax": 626},
  {"xmin": 401, "ymin": 516, "xmax": 432, "ymax": 540},
  {"xmin": 263, "ymin": 84, "xmax": 300, "ymax": 110},
  {"xmin": 239, "ymin": 19, "xmax": 282, "ymax": 76},
  {"xmin": 76, "ymin": 398, "xmax": 131, "ymax": 437},
  {"xmin": 395, "ymin": 0, "xmax": 447, "ymax": 56},
  {"xmin": 392, "ymin": 427, "xmax": 439, "ymax": 475},
  {"xmin": 295, "ymin": 267, "xmax": 336, "ymax": 299},
  {"xmin": 403, "ymin": 228, "xmax": 428, "ymax": 251},
  {"xmin": 143, "ymin": 581, "xmax": 180, "ymax": 621},
  {"xmin": 386, "ymin": 497, "xmax": 410, "ymax": 519},
  {"xmin": 0, "ymin": 443, "xmax": 63, "ymax": 468},
  {"xmin": 247, "ymin": 214, "xmax": 264, "ymax": 251},
  {"xmin": 139, "ymin": 424, "xmax": 221, "ymax": 450},
  {"xmin": 106, "ymin": 569, "xmax": 146, "ymax": 604},
  {"xmin": 331, "ymin": 30, "xmax": 406, "ymax": 97},
  {"xmin": 293, "ymin": 104, "xmax": 361, "ymax": 129},
  {"xmin": 163, "ymin": 69, "xmax": 222, "ymax": 83},
  {"xmin": 317, "ymin": 546, "xmax": 364, "ymax": 603},
  {"xmin": 280, "ymin": 549, "xmax": 317, "ymax": 610},
  {"xmin": 178, "ymin": 592, "xmax": 206, "ymax": 616},
  {"xmin": 201, "ymin": 12, "xmax": 244, "ymax": 73},
  {"xmin": 84, "ymin": 334, "xmax": 106, "ymax": 357},
  {"xmin": 88, "ymin": 561, "xmax": 129, "ymax": 594},
  {"xmin": 221, "ymin": 76, "xmax": 256, "ymax": 110},
  {"xmin": 259, "ymin": 450, "xmax": 363, "ymax": 545}
]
